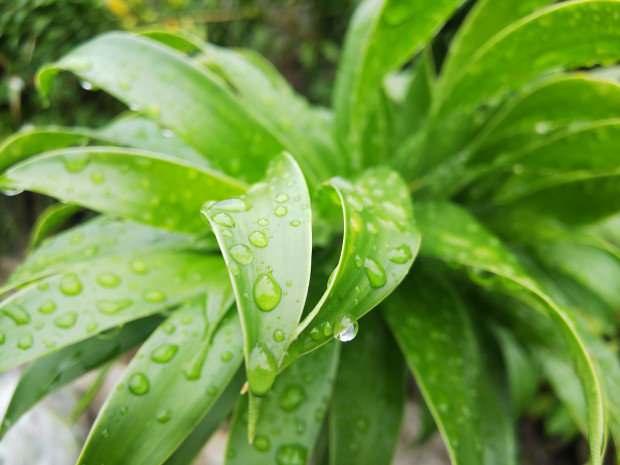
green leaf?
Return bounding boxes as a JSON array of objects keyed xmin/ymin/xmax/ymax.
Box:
[
  {"xmin": 78, "ymin": 298, "xmax": 243, "ymax": 465},
  {"xmin": 440, "ymin": 0, "xmax": 554, "ymax": 82},
  {"xmin": 27, "ymin": 202, "xmax": 81, "ymax": 251},
  {"xmin": 290, "ymin": 167, "xmax": 420, "ymax": 358},
  {"xmin": 37, "ymin": 32, "xmax": 283, "ymax": 182},
  {"xmin": 3, "ymin": 216, "xmax": 202, "ymax": 294},
  {"xmin": 0, "ymin": 315, "xmax": 162, "ymax": 438},
  {"xmin": 204, "ymin": 153, "xmax": 312, "ymax": 398},
  {"xmin": 0, "ymin": 252, "xmax": 226, "ymax": 372},
  {"xmin": 163, "ymin": 369, "xmax": 244, "ymax": 465},
  {"xmin": 0, "ymin": 147, "xmax": 247, "ymax": 233},
  {"xmin": 437, "ymin": 0, "xmax": 620, "ymax": 114},
  {"xmin": 330, "ymin": 311, "xmax": 406, "ymax": 465},
  {"xmin": 384, "ymin": 266, "xmax": 516, "ymax": 465},
  {"xmin": 333, "ymin": 0, "xmax": 465, "ymax": 168},
  {"xmin": 224, "ymin": 341, "xmax": 340, "ymax": 465},
  {"xmin": 194, "ymin": 42, "xmax": 345, "ymax": 187},
  {"xmin": 414, "ymin": 201, "xmax": 606, "ymax": 465}
]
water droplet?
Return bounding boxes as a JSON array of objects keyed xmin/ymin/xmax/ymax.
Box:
[
  {"xmin": 120, "ymin": 406, "xmax": 128, "ymax": 415},
  {"xmin": 309, "ymin": 327, "xmax": 322, "ymax": 341},
  {"xmin": 63, "ymin": 153, "xmax": 90, "ymax": 173},
  {"xmin": 335, "ymin": 315, "xmax": 358, "ymax": 342},
  {"xmin": 279, "ymin": 384, "xmax": 306, "ymax": 411},
  {"xmin": 130, "ymin": 259, "xmax": 148, "ymax": 274},
  {"xmin": 222, "ymin": 229, "xmax": 233, "ymax": 238},
  {"xmin": 97, "ymin": 298, "xmax": 133, "ymax": 314},
  {"xmin": 220, "ymin": 351, "xmax": 233, "ymax": 362},
  {"xmin": 211, "ymin": 212, "xmax": 235, "ymax": 228},
  {"xmin": 274, "ymin": 205, "xmax": 287, "ymax": 217},
  {"xmin": 257, "ymin": 218, "xmax": 270, "ymax": 226},
  {"xmin": 356, "ymin": 415, "xmax": 369, "ymax": 432},
  {"xmin": 162, "ymin": 323, "xmax": 176, "ymax": 334},
  {"xmin": 276, "ymin": 444, "xmax": 307, "ymax": 465},
  {"xmin": 151, "ymin": 344, "xmax": 178, "ymax": 363},
  {"xmin": 53, "ymin": 312, "xmax": 77, "ymax": 329},
  {"xmin": 37, "ymin": 282, "xmax": 49, "ymax": 291},
  {"xmin": 249, "ymin": 231, "xmax": 268, "ymax": 248},
  {"xmin": 70, "ymin": 233, "xmax": 84, "ymax": 245},
  {"xmin": 156, "ymin": 409, "xmax": 171, "ymax": 424},
  {"xmin": 387, "ymin": 245, "xmax": 412, "ymax": 264},
  {"xmin": 97, "ymin": 272, "xmax": 121, "ymax": 287},
  {"xmin": 367, "ymin": 222, "xmax": 378, "ymax": 235},
  {"xmin": 90, "ymin": 170, "xmax": 105, "ymax": 184},
  {"xmin": 207, "ymin": 385, "xmax": 218, "ymax": 396},
  {"xmin": 290, "ymin": 220, "xmax": 300, "ymax": 227},
  {"xmin": 254, "ymin": 435, "xmax": 271, "ymax": 452},
  {"xmin": 248, "ymin": 343, "xmax": 278, "ymax": 396},
  {"xmin": 144, "ymin": 289, "xmax": 166, "ymax": 303},
  {"xmin": 80, "ymin": 80, "xmax": 94, "ymax": 90},
  {"xmin": 253, "ymin": 274, "xmax": 282, "ymax": 312},
  {"xmin": 211, "ymin": 198, "xmax": 251, "ymax": 212},
  {"xmin": 364, "ymin": 258, "xmax": 387, "ymax": 288},
  {"xmin": 0, "ymin": 187, "xmax": 24, "ymax": 196},
  {"xmin": 229, "ymin": 244, "xmax": 254, "ymax": 265},
  {"xmin": 347, "ymin": 194, "xmax": 364, "ymax": 212},
  {"xmin": 60, "ymin": 273, "xmax": 83, "ymax": 295},
  {"xmin": 322, "ymin": 321, "xmax": 333, "ymax": 337},
  {"xmin": 101, "ymin": 428, "xmax": 110, "ymax": 438},
  {"xmin": 273, "ymin": 329, "xmax": 285, "ymax": 342},
  {"xmin": 354, "ymin": 255, "xmax": 363, "ymax": 268},
  {"xmin": 275, "ymin": 192, "xmax": 289, "ymax": 203},
  {"xmin": 17, "ymin": 333, "xmax": 33, "ymax": 350},
  {"xmin": 0, "ymin": 334, "xmax": 5, "ymax": 345},
  {"xmin": 349, "ymin": 213, "xmax": 362, "ymax": 233},
  {"xmin": 128, "ymin": 373, "xmax": 150, "ymax": 395},
  {"xmin": 3, "ymin": 305, "xmax": 31, "ymax": 325},
  {"xmin": 294, "ymin": 418, "xmax": 307, "ymax": 435}
]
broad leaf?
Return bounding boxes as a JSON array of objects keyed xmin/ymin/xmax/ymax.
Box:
[
  {"xmin": 385, "ymin": 266, "xmax": 516, "ymax": 465},
  {"xmin": 415, "ymin": 201, "xmax": 606, "ymax": 465},
  {"xmin": 0, "ymin": 315, "xmax": 162, "ymax": 438},
  {"xmin": 333, "ymin": 0, "xmax": 464, "ymax": 168},
  {"xmin": 225, "ymin": 341, "xmax": 340, "ymax": 465},
  {"xmin": 0, "ymin": 147, "xmax": 247, "ymax": 233},
  {"xmin": 27, "ymin": 202, "xmax": 81, "ymax": 251},
  {"xmin": 330, "ymin": 311, "xmax": 406, "ymax": 465},
  {"xmin": 0, "ymin": 252, "xmax": 226, "ymax": 372},
  {"xmin": 438, "ymin": 0, "xmax": 620, "ymax": 114},
  {"xmin": 204, "ymin": 153, "xmax": 312, "ymax": 397},
  {"xmin": 37, "ymin": 32, "xmax": 283, "ymax": 181},
  {"xmin": 78, "ymin": 299, "xmax": 243, "ymax": 465},
  {"xmin": 290, "ymin": 167, "xmax": 419, "ymax": 358}
]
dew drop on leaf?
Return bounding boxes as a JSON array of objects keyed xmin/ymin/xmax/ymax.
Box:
[
  {"xmin": 387, "ymin": 245, "xmax": 412, "ymax": 264},
  {"xmin": 156, "ymin": 409, "xmax": 171, "ymax": 424},
  {"xmin": 279, "ymin": 384, "xmax": 306, "ymax": 411},
  {"xmin": 60, "ymin": 273, "xmax": 83, "ymax": 295},
  {"xmin": 211, "ymin": 198, "xmax": 252, "ymax": 212},
  {"xmin": 128, "ymin": 372, "xmax": 150, "ymax": 395},
  {"xmin": 290, "ymin": 220, "xmax": 300, "ymax": 227},
  {"xmin": 211, "ymin": 212, "xmax": 236, "ymax": 228},
  {"xmin": 257, "ymin": 218, "xmax": 270, "ymax": 226},
  {"xmin": 130, "ymin": 259, "xmax": 149, "ymax": 274},
  {"xmin": 253, "ymin": 274, "xmax": 282, "ymax": 312},
  {"xmin": 220, "ymin": 350, "xmax": 233, "ymax": 362},
  {"xmin": 144, "ymin": 289, "xmax": 166, "ymax": 303},
  {"xmin": 3, "ymin": 305, "xmax": 31, "ymax": 325},
  {"xmin": 335, "ymin": 315, "xmax": 359, "ymax": 342},
  {"xmin": 53, "ymin": 312, "xmax": 77, "ymax": 329},
  {"xmin": 17, "ymin": 333, "xmax": 33, "ymax": 350},
  {"xmin": 229, "ymin": 244, "xmax": 254, "ymax": 265},
  {"xmin": 0, "ymin": 334, "xmax": 5, "ymax": 345},
  {"xmin": 150, "ymin": 344, "xmax": 178, "ymax": 363},
  {"xmin": 90, "ymin": 170, "xmax": 105, "ymax": 184},
  {"xmin": 274, "ymin": 205, "xmax": 288, "ymax": 217},
  {"xmin": 63, "ymin": 153, "xmax": 90, "ymax": 173},
  {"xmin": 364, "ymin": 258, "xmax": 387, "ymax": 288},
  {"xmin": 101, "ymin": 428, "xmax": 110, "ymax": 438},
  {"xmin": 97, "ymin": 272, "xmax": 121, "ymax": 287},
  {"xmin": 248, "ymin": 343, "xmax": 278, "ymax": 396},
  {"xmin": 276, "ymin": 444, "xmax": 307, "ymax": 465},
  {"xmin": 273, "ymin": 329, "xmax": 285, "ymax": 342},
  {"xmin": 249, "ymin": 231, "xmax": 268, "ymax": 248},
  {"xmin": 275, "ymin": 192, "xmax": 289, "ymax": 203},
  {"xmin": 97, "ymin": 298, "xmax": 133, "ymax": 314},
  {"xmin": 253, "ymin": 435, "xmax": 271, "ymax": 452}
]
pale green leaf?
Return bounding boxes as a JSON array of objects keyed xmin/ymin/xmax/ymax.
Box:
[{"xmin": 27, "ymin": 202, "xmax": 81, "ymax": 252}]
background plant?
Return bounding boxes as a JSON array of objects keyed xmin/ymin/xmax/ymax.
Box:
[{"xmin": 1, "ymin": 1, "xmax": 620, "ymax": 464}]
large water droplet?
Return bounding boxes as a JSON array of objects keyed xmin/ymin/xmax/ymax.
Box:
[
  {"xmin": 220, "ymin": 351, "xmax": 233, "ymax": 362},
  {"xmin": 275, "ymin": 192, "xmax": 289, "ymax": 203},
  {"xmin": 335, "ymin": 315, "xmax": 358, "ymax": 342},
  {"xmin": 63, "ymin": 153, "xmax": 90, "ymax": 173},
  {"xmin": 387, "ymin": 245, "xmax": 412, "ymax": 264},
  {"xmin": 276, "ymin": 444, "xmax": 307, "ymax": 465},
  {"xmin": 17, "ymin": 333, "xmax": 33, "ymax": 350},
  {"xmin": 144, "ymin": 289, "xmax": 166, "ymax": 303},
  {"xmin": 279, "ymin": 384, "xmax": 306, "ymax": 411},
  {"xmin": 253, "ymin": 435, "xmax": 271, "ymax": 452},
  {"xmin": 253, "ymin": 274, "xmax": 282, "ymax": 312},
  {"xmin": 54, "ymin": 312, "xmax": 77, "ymax": 329},
  {"xmin": 273, "ymin": 329, "xmax": 285, "ymax": 342},
  {"xmin": 249, "ymin": 231, "xmax": 268, "ymax": 248},
  {"xmin": 97, "ymin": 272, "xmax": 121, "ymax": 287},
  {"xmin": 364, "ymin": 258, "xmax": 387, "ymax": 288},
  {"xmin": 211, "ymin": 212, "xmax": 235, "ymax": 228},
  {"xmin": 97, "ymin": 298, "xmax": 133, "ymax": 314},
  {"xmin": 248, "ymin": 343, "xmax": 278, "ymax": 396},
  {"xmin": 274, "ymin": 205, "xmax": 287, "ymax": 217},
  {"xmin": 60, "ymin": 273, "xmax": 83, "ymax": 295},
  {"xmin": 3, "ymin": 305, "xmax": 31, "ymax": 325},
  {"xmin": 229, "ymin": 244, "xmax": 254, "ymax": 265},
  {"xmin": 211, "ymin": 198, "xmax": 251, "ymax": 212},
  {"xmin": 128, "ymin": 373, "xmax": 150, "ymax": 395},
  {"xmin": 156, "ymin": 409, "xmax": 171, "ymax": 424},
  {"xmin": 150, "ymin": 344, "xmax": 178, "ymax": 363}
]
